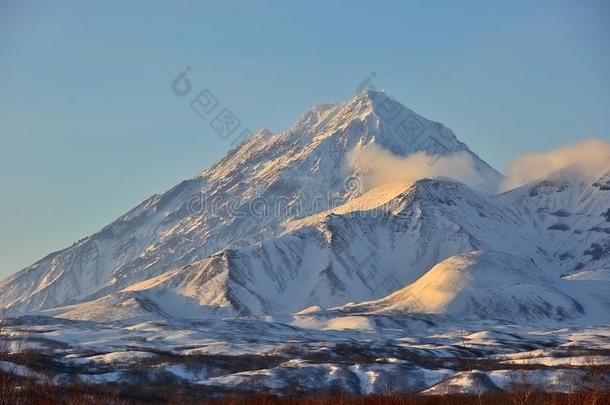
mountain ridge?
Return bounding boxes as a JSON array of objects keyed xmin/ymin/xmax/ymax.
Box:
[
  {"xmin": 1, "ymin": 91, "xmax": 608, "ymax": 328},
  {"xmin": 0, "ymin": 91, "xmax": 501, "ymax": 315}
]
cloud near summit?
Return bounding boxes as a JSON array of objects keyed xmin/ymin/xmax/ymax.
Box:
[
  {"xmin": 346, "ymin": 143, "xmax": 486, "ymax": 190},
  {"xmin": 347, "ymin": 138, "xmax": 610, "ymax": 194},
  {"xmin": 501, "ymin": 139, "xmax": 610, "ymax": 191}
]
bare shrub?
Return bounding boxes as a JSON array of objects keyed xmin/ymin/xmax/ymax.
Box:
[
  {"xmin": 505, "ymin": 361, "xmax": 536, "ymax": 405},
  {"xmin": 582, "ymin": 354, "xmax": 610, "ymax": 405}
]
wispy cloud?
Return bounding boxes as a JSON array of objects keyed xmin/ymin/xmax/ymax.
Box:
[
  {"xmin": 347, "ymin": 138, "xmax": 610, "ymax": 195},
  {"xmin": 501, "ymin": 139, "xmax": 610, "ymax": 191},
  {"xmin": 346, "ymin": 143, "xmax": 486, "ymax": 190}
]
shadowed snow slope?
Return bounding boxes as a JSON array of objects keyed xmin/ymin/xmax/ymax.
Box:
[{"xmin": 498, "ymin": 168, "xmax": 610, "ymax": 278}]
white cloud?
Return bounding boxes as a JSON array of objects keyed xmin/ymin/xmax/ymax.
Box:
[
  {"xmin": 501, "ymin": 139, "xmax": 610, "ymax": 191},
  {"xmin": 346, "ymin": 143, "xmax": 485, "ymax": 190}
]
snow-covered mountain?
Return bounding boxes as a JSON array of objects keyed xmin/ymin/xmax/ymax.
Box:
[
  {"xmin": 0, "ymin": 91, "xmax": 500, "ymax": 315},
  {"xmin": 314, "ymin": 169, "xmax": 610, "ymax": 325},
  {"xmin": 0, "ymin": 90, "xmax": 608, "ymax": 328},
  {"xmin": 499, "ymin": 168, "xmax": 610, "ymax": 279}
]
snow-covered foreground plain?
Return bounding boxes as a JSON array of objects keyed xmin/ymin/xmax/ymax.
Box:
[{"xmin": 2, "ymin": 315, "xmax": 609, "ymax": 395}]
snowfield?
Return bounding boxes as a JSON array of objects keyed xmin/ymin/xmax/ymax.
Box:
[{"xmin": 1, "ymin": 315, "xmax": 610, "ymax": 395}]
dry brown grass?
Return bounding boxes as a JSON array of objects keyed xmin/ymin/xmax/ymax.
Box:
[
  {"xmin": 2, "ymin": 316, "xmax": 610, "ymax": 404},
  {"xmin": 195, "ymin": 390, "xmax": 610, "ymax": 405},
  {"xmin": 1, "ymin": 374, "xmax": 608, "ymax": 405}
]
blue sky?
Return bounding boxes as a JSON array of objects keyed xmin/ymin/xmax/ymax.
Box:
[{"xmin": 1, "ymin": 0, "xmax": 609, "ymax": 277}]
